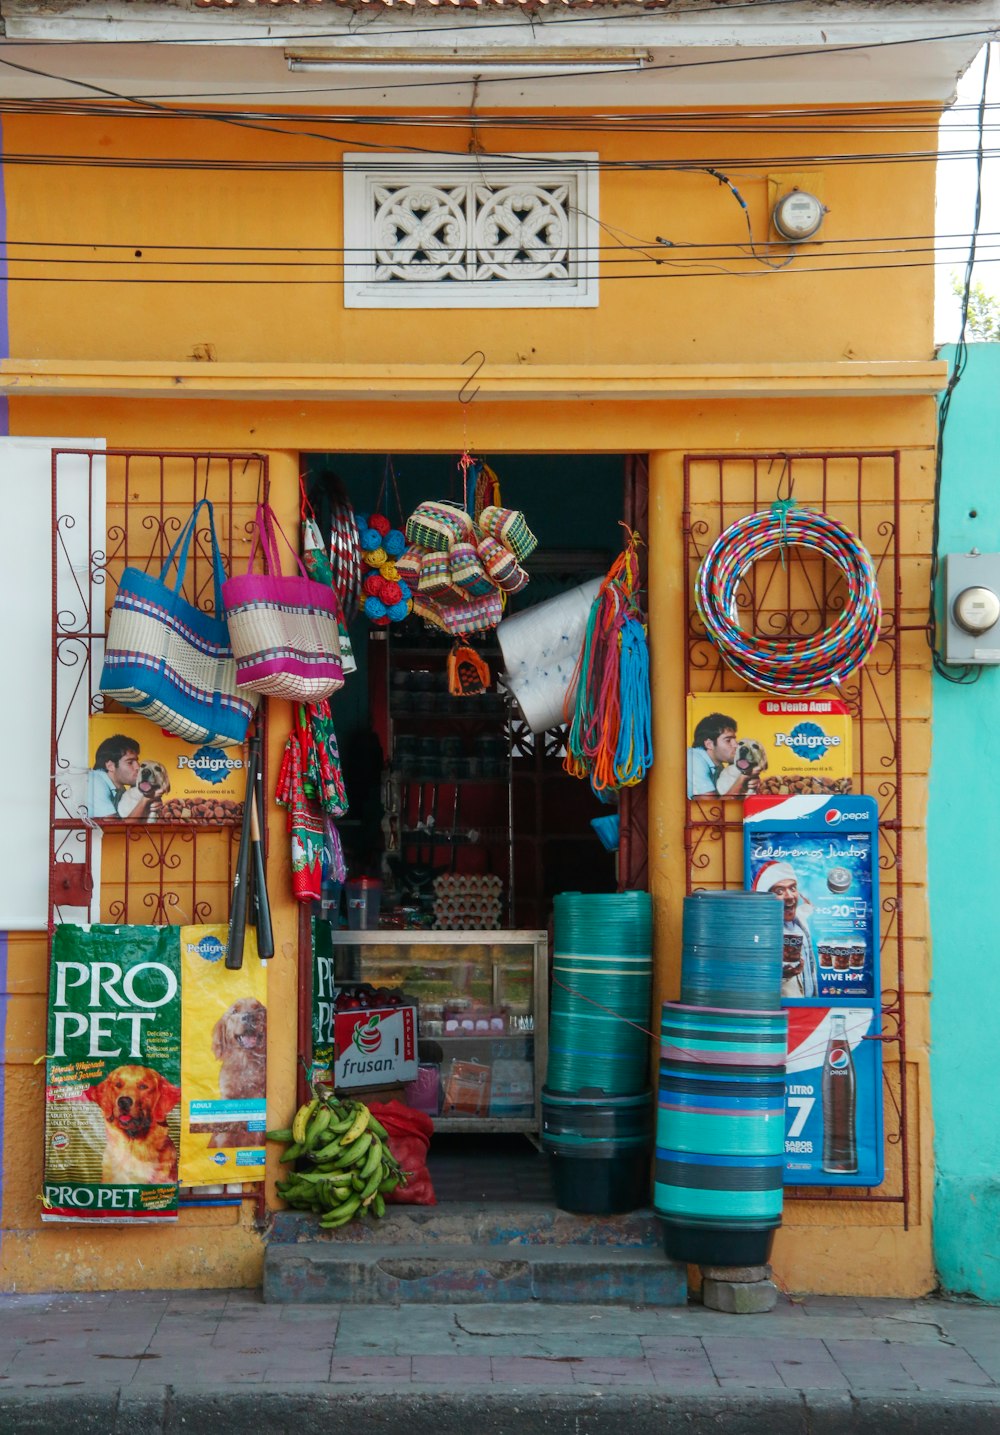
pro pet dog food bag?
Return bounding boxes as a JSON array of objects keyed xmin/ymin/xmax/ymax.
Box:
[
  {"xmin": 179, "ymin": 925, "xmax": 267, "ymax": 1187},
  {"xmin": 43, "ymin": 924, "xmax": 182, "ymax": 1224}
]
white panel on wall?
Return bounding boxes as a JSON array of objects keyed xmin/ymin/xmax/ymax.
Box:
[{"xmin": 0, "ymin": 438, "xmax": 105, "ymax": 930}]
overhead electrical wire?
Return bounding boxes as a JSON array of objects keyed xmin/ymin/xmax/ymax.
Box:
[
  {"xmin": 0, "ymin": 96, "xmax": 998, "ymax": 127},
  {"xmin": 0, "ymin": 146, "xmax": 989, "ymax": 171},
  {"xmin": 0, "ymin": 252, "xmax": 994, "ymax": 284}
]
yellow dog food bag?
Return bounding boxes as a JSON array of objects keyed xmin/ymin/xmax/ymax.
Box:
[{"xmin": 179, "ymin": 925, "xmax": 268, "ymax": 1187}]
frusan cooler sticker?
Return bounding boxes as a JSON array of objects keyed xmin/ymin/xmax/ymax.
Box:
[
  {"xmin": 43, "ymin": 924, "xmax": 182, "ymax": 1223},
  {"xmin": 334, "ymin": 1005, "xmax": 418, "ymax": 1090},
  {"xmin": 686, "ymin": 694, "xmax": 853, "ymax": 801},
  {"xmin": 179, "ymin": 925, "xmax": 267, "ymax": 1185},
  {"xmin": 88, "ymin": 714, "xmax": 245, "ymax": 826}
]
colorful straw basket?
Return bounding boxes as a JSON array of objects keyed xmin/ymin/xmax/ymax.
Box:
[
  {"xmin": 417, "ymin": 549, "xmax": 458, "ymax": 599},
  {"xmin": 396, "ymin": 544, "xmax": 423, "ymax": 589},
  {"xmin": 405, "ymin": 501, "xmax": 474, "ymax": 553},
  {"xmin": 449, "ymin": 541, "xmax": 495, "ymax": 599},
  {"xmin": 478, "ymin": 504, "xmax": 538, "ymax": 563},
  {"xmin": 438, "ymin": 591, "xmax": 503, "ymax": 637}
]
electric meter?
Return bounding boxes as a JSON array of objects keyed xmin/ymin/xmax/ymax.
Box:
[{"xmin": 772, "ymin": 190, "xmax": 825, "ymax": 242}]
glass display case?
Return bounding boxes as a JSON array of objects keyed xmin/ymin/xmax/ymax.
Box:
[{"xmin": 317, "ymin": 929, "xmax": 548, "ymax": 1134}]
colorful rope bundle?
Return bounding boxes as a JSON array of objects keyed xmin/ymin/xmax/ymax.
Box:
[
  {"xmin": 695, "ymin": 504, "xmax": 882, "ymax": 696},
  {"xmin": 563, "ymin": 531, "xmax": 653, "ymax": 792}
]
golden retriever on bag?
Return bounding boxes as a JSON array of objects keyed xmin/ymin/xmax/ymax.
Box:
[
  {"xmin": 85, "ymin": 1064, "xmax": 181, "ymax": 1184},
  {"xmin": 208, "ymin": 997, "xmax": 267, "ymax": 1148}
]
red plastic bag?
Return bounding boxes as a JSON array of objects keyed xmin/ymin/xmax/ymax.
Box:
[{"xmin": 367, "ymin": 1100, "xmax": 436, "ymax": 1206}]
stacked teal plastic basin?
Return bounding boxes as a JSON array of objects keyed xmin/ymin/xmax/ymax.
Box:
[
  {"xmin": 547, "ymin": 891, "xmax": 653, "ymax": 1098},
  {"xmin": 680, "ymin": 891, "xmax": 783, "ymax": 1011},
  {"xmin": 543, "ymin": 892, "xmax": 655, "ymax": 1216},
  {"xmin": 653, "ymin": 890, "xmax": 787, "ymax": 1267}
]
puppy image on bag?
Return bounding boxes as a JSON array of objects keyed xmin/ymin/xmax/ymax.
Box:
[
  {"xmin": 117, "ymin": 760, "xmax": 170, "ymax": 821},
  {"xmin": 208, "ymin": 997, "xmax": 267, "ymax": 1148},
  {"xmin": 85, "ymin": 1064, "xmax": 181, "ymax": 1185},
  {"xmin": 715, "ymin": 738, "xmax": 768, "ymax": 796}
]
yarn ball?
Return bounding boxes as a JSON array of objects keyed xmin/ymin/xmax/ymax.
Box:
[
  {"xmin": 380, "ymin": 561, "xmax": 400, "ymax": 582},
  {"xmin": 363, "ymin": 546, "xmax": 388, "ymax": 569},
  {"xmin": 363, "ymin": 573, "xmax": 383, "ymax": 597},
  {"xmin": 361, "ymin": 526, "xmax": 383, "ymax": 552},
  {"xmin": 373, "ymin": 614, "xmax": 391, "ymax": 628},
  {"xmin": 355, "ymin": 512, "xmax": 369, "ymax": 531},
  {"xmin": 369, "ymin": 513, "xmax": 391, "ymax": 538},
  {"xmin": 398, "ymin": 579, "xmax": 412, "ymax": 602},
  {"xmin": 382, "ymin": 580, "xmax": 402, "ymax": 606},
  {"xmin": 363, "ymin": 594, "xmax": 388, "ymax": 620},
  {"xmin": 387, "ymin": 599, "xmax": 410, "ymax": 623},
  {"xmin": 384, "ymin": 529, "xmax": 407, "ymax": 558}
]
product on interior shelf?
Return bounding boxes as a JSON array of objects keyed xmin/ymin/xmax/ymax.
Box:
[{"xmin": 441, "ymin": 1059, "xmax": 492, "ymax": 1117}]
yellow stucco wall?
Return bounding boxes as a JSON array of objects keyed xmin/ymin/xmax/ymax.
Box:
[{"xmin": 0, "ymin": 99, "xmax": 940, "ymax": 1296}]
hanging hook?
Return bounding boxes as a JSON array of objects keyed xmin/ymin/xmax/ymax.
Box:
[
  {"xmin": 771, "ymin": 454, "xmax": 794, "ymax": 502},
  {"xmin": 458, "ymin": 350, "xmax": 486, "ymax": 406}
]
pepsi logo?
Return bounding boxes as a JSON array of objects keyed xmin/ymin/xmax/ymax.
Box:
[
  {"xmin": 825, "ymin": 810, "xmax": 842, "ymax": 826},
  {"xmin": 828, "ymin": 1045, "xmax": 850, "ymax": 1069}
]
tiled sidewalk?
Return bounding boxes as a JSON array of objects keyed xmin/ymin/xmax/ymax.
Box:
[{"xmin": 0, "ymin": 1288, "xmax": 997, "ymax": 1399}]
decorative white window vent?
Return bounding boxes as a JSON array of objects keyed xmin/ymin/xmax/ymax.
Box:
[{"xmin": 343, "ymin": 153, "xmax": 599, "ymax": 308}]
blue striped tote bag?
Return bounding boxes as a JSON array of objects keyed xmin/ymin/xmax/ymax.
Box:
[{"xmin": 99, "ymin": 498, "xmax": 258, "ymax": 747}]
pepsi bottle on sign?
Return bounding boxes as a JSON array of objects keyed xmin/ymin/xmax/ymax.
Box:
[{"xmin": 822, "ymin": 1012, "xmax": 858, "ymax": 1174}]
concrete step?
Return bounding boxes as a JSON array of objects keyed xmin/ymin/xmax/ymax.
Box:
[
  {"xmin": 269, "ymin": 1202, "xmax": 664, "ymax": 1249},
  {"xmin": 264, "ymin": 1239, "xmax": 686, "ymax": 1306}
]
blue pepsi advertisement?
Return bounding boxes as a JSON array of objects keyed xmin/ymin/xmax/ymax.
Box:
[{"xmin": 744, "ymin": 795, "xmax": 884, "ymax": 1187}]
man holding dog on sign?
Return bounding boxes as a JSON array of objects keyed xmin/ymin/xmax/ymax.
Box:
[{"xmin": 89, "ymin": 733, "xmax": 162, "ymax": 823}]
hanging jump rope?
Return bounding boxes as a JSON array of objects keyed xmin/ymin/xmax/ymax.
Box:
[
  {"xmin": 563, "ymin": 528, "xmax": 653, "ymax": 792},
  {"xmin": 695, "ymin": 500, "xmax": 882, "ymax": 696}
]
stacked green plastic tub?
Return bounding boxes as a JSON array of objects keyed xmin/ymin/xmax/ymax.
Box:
[
  {"xmin": 542, "ymin": 892, "xmax": 654, "ymax": 1214},
  {"xmin": 654, "ymin": 892, "xmax": 787, "ymax": 1266}
]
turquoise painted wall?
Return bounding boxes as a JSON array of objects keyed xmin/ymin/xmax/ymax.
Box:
[{"xmin": 931, "ymin": 343, "xmax": 1000, "ymax": 1301}]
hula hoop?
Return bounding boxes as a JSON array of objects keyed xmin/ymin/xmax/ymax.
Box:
[{"xmin": 695, "ymin": 507, "xmax": 881, "ymax": 696}]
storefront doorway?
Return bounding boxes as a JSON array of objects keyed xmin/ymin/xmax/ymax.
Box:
[{"xmin": 302, "ymin": 451, "xmax": 648, "ymax": 1203}]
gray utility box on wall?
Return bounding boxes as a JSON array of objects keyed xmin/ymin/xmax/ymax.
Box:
[{"xmin": 944, "ymin": 551, "xmax": 1000, "ymax": 664}]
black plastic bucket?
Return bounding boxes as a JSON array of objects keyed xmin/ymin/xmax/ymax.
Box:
[
  {"xmin": 659, "ymin": 1218, "xmax": 777, "ymax": 1267},
  {"xmin": 541, "ymin": 1089, "xmax": 652, "ymax": 1216}
]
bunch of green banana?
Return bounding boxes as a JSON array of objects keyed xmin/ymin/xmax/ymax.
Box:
[{"xmin": 266, "ymin": 1089, "xmax": 408, "ymax": 1229}]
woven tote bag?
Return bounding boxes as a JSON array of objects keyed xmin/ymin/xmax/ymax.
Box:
[
  {"xmin": 99, "ymin": 499, "xmax": 257, "ymax": 747},
  {"xmin": 223, "ymin": 503, "xmax": 343, "ymax": 702}
]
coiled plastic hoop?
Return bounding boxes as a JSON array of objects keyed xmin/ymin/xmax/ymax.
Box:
[{"xmin": 695, "ymin": 507, "xmax": 881, "ymax": 696}]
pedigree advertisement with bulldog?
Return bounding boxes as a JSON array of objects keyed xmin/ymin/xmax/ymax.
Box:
[
  {"xmin": 43, "ymin": 924, "xmax": 181, "ymax": 1223},
  {"xmin": 87, "ymin": 715, "xmax": 245, "ymax": 826},
  {"xmin": 686, "ymin": 694, "xmax": 853, "ymax": 801}
]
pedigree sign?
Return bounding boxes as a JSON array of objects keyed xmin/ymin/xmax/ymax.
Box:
[
  {"xmin": 88, "ymin": 715, "xmax": 244, "ymax": 826},
  {"xmin": 686, "ymin": 694, "xmax": 853, "ymax": 801}
]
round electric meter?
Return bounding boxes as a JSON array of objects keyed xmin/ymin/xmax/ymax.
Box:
[
  {"xmin": 772, "ymin": 190, "xmax": 825, "ymax": 242},
  {"xmin": 954, "ymin": 585, "xmax": 1000, "ymax": 635}
]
